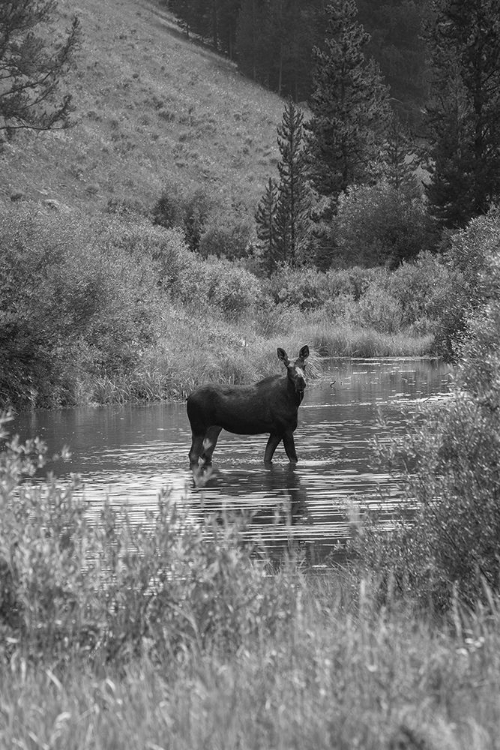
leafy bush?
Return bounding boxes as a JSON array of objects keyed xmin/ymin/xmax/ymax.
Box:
[
  {"xmin": 265, "ymin": 265, "xmax": 328, "ymax": 310},
  {"xmin": 359, "ymin": 240, "xmax": 500, "ymax": 611},
  {"xmin": 0, "ymin": 206, "xmax": 168, "ymax": 407},
  {"xmin": 265, "ymin": 265, "xmax": 380, "ymax": 311},
  {"xmin": 385, "ymin": 252, "xmax": 452, "ymax": 333},
  {"xmin": 0, "ymin": 415, "xmax": 297, "ymax": 665},
  {"xmin": 352, "ymin": 285, "xmax": 404, "ymax": 334},
  {"xmin": 431, "ymin": 206, "xmax": 500, "ymax": 358},
  {"xmin": 199, "ymin": 216, "xmax": 253, "ymax": 260},
  {"xmin": 167, "ymin": 251, "xmax": 261, "ymax": 319},
  {"xmin": 334, "ymin": 180, "xmax": 434, "ymax": 268},
  {"xmin": 153, "ymin": 184, "xmax": 212, "ymax": 252}
]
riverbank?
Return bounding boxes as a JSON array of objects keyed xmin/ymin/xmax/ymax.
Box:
[{"xmin": 1, "ymin": 202, "xmax": 442, "ymax": 410}]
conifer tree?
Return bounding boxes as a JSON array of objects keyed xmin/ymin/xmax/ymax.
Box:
[
  {"xmin": 380, "ymin": 114, "xmax": 421, "ymax": 194},
  {"xmin": 255, "ymin": 178, "xmax": 279, "ymax": 272},
  {"xmin": 255, "ymin": 100, "xmax": 314, "ymax": 272},
  {"xmin": 306, "ymin": 0, "xmax": 390, "ymax": 202},
  {"xmin": 0, "ymin": 0, "xmax": 80, "ymax": 131},
  {"xmin": 424, "ymin": 0, "xmax": 500, "ymax": 229},
  {"xmin": 274, "ymin": 99, "xmax": 313, "ymax": 267}
]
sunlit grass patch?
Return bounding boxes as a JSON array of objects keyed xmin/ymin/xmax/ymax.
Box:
[{"xmin": 303, "ymin": 321, "xmax": 434, "ymax": 358}]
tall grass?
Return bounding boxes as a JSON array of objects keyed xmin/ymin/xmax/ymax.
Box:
[{"xmin": 302, "ymin": 321, "xmax": 434, "ymax": 357}]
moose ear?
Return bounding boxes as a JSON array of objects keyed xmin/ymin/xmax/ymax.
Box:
[
  {"xmin": 299, "ymin": 345, "xmax": 310, "ymax": 360},
  {"xmin": 277, "ymin": 347, "xmax": 289, "ymax": 365}
]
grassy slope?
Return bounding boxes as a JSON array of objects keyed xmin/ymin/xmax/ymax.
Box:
[{"xmin": 0, "ymin": 0, "xmax": 282, "ymax": 218}]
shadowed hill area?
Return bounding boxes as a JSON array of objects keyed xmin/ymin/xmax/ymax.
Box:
[{"xmin": 0, "ymin": 0, "xmax": 282, "ymax": 217}]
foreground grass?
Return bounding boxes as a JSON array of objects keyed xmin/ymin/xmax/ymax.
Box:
[
  {"xmin": 2, "ymin": 574, "xmax": 499, "ymax": 750},
  {"xmin": 1, "ymin": 418, "xmax": 499, "ymax": 749}
]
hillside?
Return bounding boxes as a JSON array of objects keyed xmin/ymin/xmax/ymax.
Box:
[{"xmin": 0, "ymin": 0, "xmax": 283, "ymax": 220}]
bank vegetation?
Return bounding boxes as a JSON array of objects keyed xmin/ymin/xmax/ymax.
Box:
[{"xmin": 3, "ymin": 200, "xmax": 498, "ymax": 409}]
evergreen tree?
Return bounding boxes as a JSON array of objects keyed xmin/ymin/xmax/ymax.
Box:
[
  {"xmin": 380, "ymin": 114, "xmax": 421, "ymax": 193},
  {"xmin": 0, "ymin": 0, "xmax": 80, "ymax": 131},
  {"xmin": 255, "ymin": 101, "xmax": 314, "ymax": 272},
  {"xmin": 274, "ymin": 99, "xmax": 314, "ymax": 266},
  {"xmin": 424, "ymin": 0, "xmax": 500, "ymax": 229},
  {"xmin": 306, "ymin": 0, "xmax": 391, "ymax": 201},
  {"xmin": 255, "ymin": 177, "xmax": 279, "ymax": 272},
  {"xmin": 236, "ymin": 0, "xmax": 275, "ymax": 86}
]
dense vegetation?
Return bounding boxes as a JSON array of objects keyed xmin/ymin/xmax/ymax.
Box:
[
  {"xmin": 2, "ymin": 229, "xmax": 500, "ymax": 743},
  {"xmin": 359, "ymin": 207, "xmax": 500, "ymax": 612},
  {"xmin": 2, "ymin": 3, "xmax": 500, "ymax": 746},
  {"xmin": 0, "ymin": 198, "xmax": 467, "ymax": 409},
  {"xmin": 164, "ymin": 0, "xmax": 429, "ymax": 126}
]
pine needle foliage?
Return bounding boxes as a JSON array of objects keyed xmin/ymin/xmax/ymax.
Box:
[
  {"xmin": 0, "ymin": 0, "xmax": 80, "ymax": 131},
  {"xmin": 306, "ymin": 0, "xmax": 390, "ymax": 202},
  {"xmin": 256, "ymin": 99, "xmax": 314, "ymax": 272},
  {"xmin": 424, "ymin": 0, "xmax": 500, "ymax": 228}
]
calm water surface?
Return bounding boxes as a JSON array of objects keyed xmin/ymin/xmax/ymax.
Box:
[{"xmin": 12, "ymin": 358, "xmax": 452, "ymax": 564}]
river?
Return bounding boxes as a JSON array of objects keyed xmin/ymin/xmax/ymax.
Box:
[{"xmin": 11, "ymin": 358, "xmax": 452, "ymax": 564}]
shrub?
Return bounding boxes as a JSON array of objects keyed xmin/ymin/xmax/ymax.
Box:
[
  {"xmin": 0, "ymin": 206, "xmax": 168, "ymax": 407},
  {"xmin": 386, "ymin": 252, "xmax": 452, "ymax": 332},
  {"xmin": 153, "ymin": 184, "xmax": 212, "ymax": 252},
  {"xmin": 359, "ymin": 238, "xmax": 500, "ymax": 611},
  {"xmin": 171, "ymin": 252, "xmax": 261, "ymax": 319},
  {"xmin": 265, "ymin": 265, "xmax": 328, "ymax": 310},
  {"xmin": 334, "ymin": 180, "xmax": 434, "ymax": 268},
  {"xmin": 432, "ymin": 206, "xmax": 500, "ymax": 358},
  {"xmin": 352, "ymin": 285, "xmax": 403, "ymax": 334},
  {"xmin": 199, "ymin": 216, "xmax": 253, "ymax": 260}
]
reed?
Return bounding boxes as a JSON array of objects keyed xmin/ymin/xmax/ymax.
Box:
[{"xmin": 302, "ymin": 321, "xmax": 434, "ymax": 358}]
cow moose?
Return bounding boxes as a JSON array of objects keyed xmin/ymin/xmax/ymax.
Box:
[{"xmin": 187, "ymin": 345, "xmax": 310, "ymax": 468}]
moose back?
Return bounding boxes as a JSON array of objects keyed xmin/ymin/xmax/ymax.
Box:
[{"xmin": 187, "ymin": 346, "xmax": 310, "ymax": 468}]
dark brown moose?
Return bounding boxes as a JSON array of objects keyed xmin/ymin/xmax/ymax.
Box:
[{"xmin": 187, "ymin": 345, "xmax": 310, "ymax": 468}]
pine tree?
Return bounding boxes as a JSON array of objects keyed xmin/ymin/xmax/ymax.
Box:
[
  {"xmin": 255, "ymin": 177, "xmax": 279, "ymax": 272},
  {"xmin": 424, "ymin": 0, "xmax": 500, "ymax": 229},
  {"xmin": 306, "ymin": 0, "xmax": 391, "ymax": 201},
  {"xmin": 255, "ymin": 100, "xmax": 314, "ymax": 272},
  {"xmin": 380, "ymin": 114, "xmax": 421, "ymax": 194},
  {"xmin": 236, "ymin": 0, "xmax": 275, "ymax": 86},
  {"xmin": 0, "ymin": 0, "xmax": 80, "ymax": 131},
  {"xmin": 274, "ymin": 99, "xmax": 314, "ymax": 267}
]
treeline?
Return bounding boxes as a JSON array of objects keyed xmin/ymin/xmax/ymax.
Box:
[
  {"xmin": 191, "ymin": 0, "xmax": 500, "ymax": 272},
  {"xmin": 162, "ymin": 0, "xmax": 429, "ymax": 125}
]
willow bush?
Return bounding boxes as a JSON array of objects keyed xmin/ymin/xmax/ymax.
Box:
[{"xmin": 359, "ymin": 227, "xmax": 500, "ymax": 612}]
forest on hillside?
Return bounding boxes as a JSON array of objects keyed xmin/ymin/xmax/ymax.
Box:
[{"xmin": 162, "ymin": 0, "xmax": 429, "ymax": 127}]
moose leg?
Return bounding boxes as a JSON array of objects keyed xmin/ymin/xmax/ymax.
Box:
[
  {"xmin": 282, "ymin": 432, "xmax": 298, "ymax": 463},
  {"xmin": 264, "ymin": 432, "xmax": 282, "ymax": 464},
  {"xmin": 189, "ymin": 433, "xmax": 205, "ymax": 468},
  {"xmin": 201, "ymin": 426, "xmax": 222, "ymax": 465}
]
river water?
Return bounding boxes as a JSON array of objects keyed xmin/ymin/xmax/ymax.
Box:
[{"xmin": 11, "ymin": 358, "xmax": 452, "ymax": 564}]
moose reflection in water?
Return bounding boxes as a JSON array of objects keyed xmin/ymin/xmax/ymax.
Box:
[
  {"xmin": 187, "ymin": 346, "xmax": 310, "ymax": 475},
  {"xmin": 195, "ymin": 463, "xmax": 317, "ymax": 563}
]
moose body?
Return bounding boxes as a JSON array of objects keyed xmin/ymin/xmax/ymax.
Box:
[{"xmin": 187, "ymin": 346, "xmax": 309, "ymax": 467}]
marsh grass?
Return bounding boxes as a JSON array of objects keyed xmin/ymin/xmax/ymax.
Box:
[
  {"xmin": 2, "ymin": 416, "xmax": 500, "ymax": 748},
  {"xmin": 302, "ymin": 321, "xmax": 434, "ymax": 358}
]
